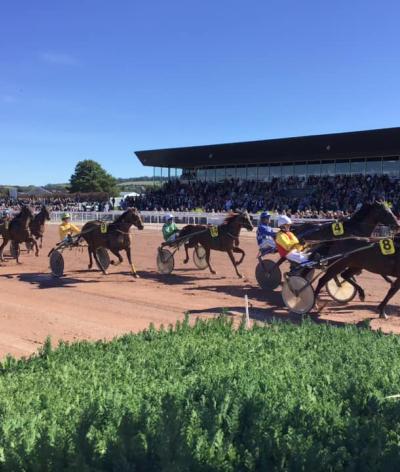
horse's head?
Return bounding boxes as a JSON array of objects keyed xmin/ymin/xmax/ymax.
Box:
[
  {"xmin": 238, "ymin": 211, "xmax": 254, "ymax": 231},
  {"xmin": 41, "ymin": 205, "xmax": 51, "ymax": 221},
  {"xmin": 366, "ymin": 201, "xmax": 400, "ymax": 229},
  {"xmin": 126, "ymin": 207, "xmax": 144, "ymax": 230},
  {"xmin": 19, "ymin": 206, "xmax": 34, "ymax": 220}
]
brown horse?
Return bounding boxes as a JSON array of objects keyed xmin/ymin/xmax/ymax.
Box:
[
  {"xmin": 178, "ymin": 211, "xmax": 254, "ymax": 278},
  {"xmin": 80, "ymin": 208, "xmax": 144, "ymax": 277},
  {"xmin": 0, "ymin": 206, "xmax": 39, "ymax": 263},
  {"xmin": 312, "ymin": 237, "xmax": 400, "ymax": 319},
  {"xmin": 29, "ymin": 205, "xmax": 51, "ymax": 249}
]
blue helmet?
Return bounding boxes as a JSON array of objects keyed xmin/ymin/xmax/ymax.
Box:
[{"xmin": 260, "ymin": 211, "xmax": 270, "ymax": 220}]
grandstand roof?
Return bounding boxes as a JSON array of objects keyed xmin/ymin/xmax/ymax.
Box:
[{"xmin": 135, "ymin": 127, "xmax": 400, "ymax": 169}]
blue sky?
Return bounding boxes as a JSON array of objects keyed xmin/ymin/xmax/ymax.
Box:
[{"xmin": 1, "ymin": 0, "xmax": 399, "ymax": 185}]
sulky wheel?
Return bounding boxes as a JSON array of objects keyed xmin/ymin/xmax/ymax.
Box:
[
  {"xmin": 193, "ymin": 245, "xmax": 207, "ymax": 270},
  {"xmin": 9, "ymin": 241, "xmax": 20, "ymax": 259},
  {"xmin": 50, "ymin": 250, "xmax": 64, "ymax": 277},
  {"xmin": 326, "ymin": 275, "xmax": 357, "ymax": 304},
  {"xmin": 95, "ymin": 248, "xmax": 111, "ymax": 272},
  {"xmin": 255, "ymin": 259, "xmax": 282, "ymax": 290},
  {"xmin": 282, "ymin": 275, "xmax": 315, "ymax": 314},
  {"xmin": 157, "ymin": 248, "xmax": 174, "ymax": 274}
]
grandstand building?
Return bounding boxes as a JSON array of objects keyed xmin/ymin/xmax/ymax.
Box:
[{"xmin": 135, "ymin": 127, "xmax": 400, "ymax": 182}]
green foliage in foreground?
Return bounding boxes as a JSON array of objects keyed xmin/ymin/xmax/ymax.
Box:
[{"xmin": 1, "ymin": 318, "xmax": 400, "ymax": 471}]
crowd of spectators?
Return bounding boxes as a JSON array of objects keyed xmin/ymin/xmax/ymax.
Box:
[
  {"xmin": 2, "ymin": 174, "xmax": 399, "ymax": 219},
  {"xmin": 0, "ymin": 194, "xmax": 116, "ymax": 213},
  {"xmin": 128, "ymin": 174, "xmax": 400, "ymax": 217}
]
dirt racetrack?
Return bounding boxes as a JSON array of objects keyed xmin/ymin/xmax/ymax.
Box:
[{"xmin": 0, "ymin": 225, "xmax": 400, "ymax": 358}]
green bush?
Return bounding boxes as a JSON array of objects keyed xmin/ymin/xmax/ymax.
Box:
[{"xmin": 1, "ymin": 317, "xmax": 400, "ymax": 471}]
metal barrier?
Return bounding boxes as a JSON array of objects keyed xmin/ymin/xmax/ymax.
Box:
[{"xmin": 49, "ymin": 210, "xmax": 334, "ymax": 226}]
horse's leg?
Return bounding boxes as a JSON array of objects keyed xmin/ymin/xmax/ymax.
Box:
[
  {"xmin": 109, "ymin": 248, "xmax": 123, "ymax": 266},
  {"xmin": 183, "ymin": 243, "xmax": 190, "ymax": 264},
  {"xmin": 40, "ymin": 236, "xmax": 43, "ymax": 249},
  {"xmin": 205, "ymin": 247, "xmax": 216, "ymax": 275},
  {"xmin": 93, "ymin": 249, "xmax": 108, "ymax": 275},
  {"xmin": 125, "ymin": 246, "xmax": 139, "ymax": 278},
  {"xmin": 377, "ymin": 277, "xmax": 400, "ymax": 319},
  {"xmin": 227, "ymin": 249, "xmax": 242, "ymax": 278},
  {"xmin": 232, "ymin": 246, "xmax": 245, "ymax": 266},
  {"xmin": 30, "ymin": 238, "xmax": 39, "ymax": 257},
  {"xmin": 87, "ymin": 247, "xmax": 93, "ymax": 269},
  {"xmin": 340, "ymin": 267, "xmax": 366, "ymax": 302},
  {"xmin": 0, "ymin": 238, "xmax": 8, "ymax": 261},
  {"xmin": 15, "ymin": 242, "xmax": 21, "ymax": 264}
]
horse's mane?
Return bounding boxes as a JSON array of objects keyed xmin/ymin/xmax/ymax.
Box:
[
  {"xmin": 223, "ymin": 212, "xmax": 240, "ymax": 225},
  {"xmin": 15, "ymin": 206, "xmax": 33, "ymax": 220},
  {"xmin": 112, "ymin": 208, "xmax": 137, "ymax": 225}
]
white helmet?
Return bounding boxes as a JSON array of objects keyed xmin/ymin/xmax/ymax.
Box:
[
  {"xmin": 166, "ymin": 213, "xmax": 174, "ymax": 220},
  {"xmin": 277, "ymin": 215, "xmax": 292, "ymax": 227}
]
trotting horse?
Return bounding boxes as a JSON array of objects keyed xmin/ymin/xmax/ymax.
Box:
[
  {"xmin": 80, "ymin": 208, "xmax": 144, "ymax": 277},
  {"xmin": 178, "ymin": 211, "xmax": 254, "ymax": 278},
  {"xmin": 29, "ymin": 205, "xmax": 51, "ymax": 249},
  {"xmin": 0, "ymin": 206, "xmax": 39, "ymax": 263},
  {"xmin": 312, "ymin": 236, "xmax": 400, "ymax": 319}
]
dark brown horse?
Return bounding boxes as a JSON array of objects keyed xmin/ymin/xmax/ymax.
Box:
[
  {"xmin": 178, "ymin": 211, "xmax": 253, "ymax": 278},
  {"xmin": 0, "ymin": 206, "xmax": 39, "ymax": 263},
  {"xmin": 80, "ymin": 208, "xmax": 144, "ymax": 277},
  {"xmin": 29, "ymin": 205, "xmax": 51, "ymax": 248},
  {"xmin": 312, "ymin": 237, "xmax": 400, "ymax": 319}
]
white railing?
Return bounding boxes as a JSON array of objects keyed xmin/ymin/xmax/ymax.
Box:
[
  {"xmin": 49, "ymin": 210, "xmax": 332, "ymax": 226},
  {"xmin": 48, "ymin": 210, "xmax": 393, "ymax": 237}
]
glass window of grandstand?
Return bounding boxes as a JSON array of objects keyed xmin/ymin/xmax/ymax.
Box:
[
  {"xmin": 307, "ymin": 161, "xmax": 321, "ymax": 176},
  {"xmin": 320, "ymin": 161, "xmax": 335, "ymax": 176},
  {"xmin": 205, "ymin": 168, "xmax": 216, "ymax": 182},
  {"xmin": 225, "ymin": 167, "xmax": 236, "ymax": 179},
  {"xmin": 215, "ymin": 167, "xmax": 226, "ymax": 182},
  {"xmin": 294, "ymin": 162, "xmax": 307, "ymax": 177},
  {"xmin": 247, "ymin": 166, "xmax": 258, "ymax": 180},
  {"xmin": 382, "ymin": 157, "xmax": 399, "ymax": 176},
  {"xmin": 197, "ymin": 169, "xmax": 206, "ymax": 181},
  {"xmin": 350, "ymin": 160, "xmax": 366, "ymax": 175},
  {"xmin": 281, "ymin": 163, "xmax": 293, "ymax": 178},
  {"xmin": 335, "ymin": 160, "xmax": 350, "ymax": 175},
  {"xmin": 270, "ymin": 164, "xmax": 281, "ymax": 178},
  {"xmin": 366, "ymin": 159, "xmax": 382, "ymax": 175},
  {"xmin": 236, "ymin": 166, "xmax": 247, "ymax": 180},
  {"xmin": 258, "ymin": 165, "xmax": 270, "ymax": 181}
]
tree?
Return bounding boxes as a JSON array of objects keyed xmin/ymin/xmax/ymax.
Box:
[{"xmin": 69, "ymin": 160, "xmax": 118, "ymax": 195}]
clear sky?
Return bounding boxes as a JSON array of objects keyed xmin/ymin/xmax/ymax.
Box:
[{"xmin": 1, "ymin": 0, "xmax": 399, "ymax": 185}]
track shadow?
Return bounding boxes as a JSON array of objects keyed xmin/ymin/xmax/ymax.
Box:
[
  {"xmin": 16, "ymin": 272, "xmax": 100, "ymax": 289},
  {"xmin": 184, "ymin": 283, "xmax": 285, "ymax": 307},
  {"xmin": 137, "ymin": 271, "xmax": 225, "ymax": 285}
]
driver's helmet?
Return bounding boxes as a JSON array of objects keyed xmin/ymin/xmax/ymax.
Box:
[
  {"xmin": 260, "ymin": 211, "xmax": 270, "ymax": 222},
  {"xmin": 3, "ymin": 209, "xmax": 11, "ymax": 217},
  {"xmin": 166, "ymin": 213, "xmax": 174, "ymax": 222},
  {"xmin": 61, "ymin": 212, "xmax": 71, "ymax": 220},
  {"xmin": 277, "ymin": 215, "xmax": 292, "ymax": 228}
]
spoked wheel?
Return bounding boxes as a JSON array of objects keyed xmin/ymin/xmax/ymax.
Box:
[
  {"xmin": 282, "ymin": 275, "xmax": 315, "ymax": 314},
  {"xmin": 10, "ymin": 241, "xmax": 20, "ymax": 259},
  {"xmin": 50, "ymin": 250, "xmax": 64, "ymax": 277},
  {"xmin": 193, "ymin": 245, "xmax": 207, "ymax": 270},
  {"xmin": 157, "ymin": 248, "xmax": 174, "ymax": 274},
  {"xmin": 255, "ymin": 259, "xmax": 282, "ymax": 290},
  {"xmin": 326, "ymin": 275, "xmax": 357, "ymax": 304},
  {"xmin": 95, "ymin": 248, "xmax": 111, "ymax": 272}
]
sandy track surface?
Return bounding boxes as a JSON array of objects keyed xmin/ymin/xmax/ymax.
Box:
[{"xmin": 0, "ymin": 226, "xmax": 399, "ymax": 358}]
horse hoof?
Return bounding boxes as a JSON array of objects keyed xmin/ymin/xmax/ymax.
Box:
[
  {"xmin": 183, "ymin": 259, "xmax": 189, "ymax": 264},
  {"xmin": 88, "ymin": 265, "xmax": 92, "ymax": 270},
  {"xmin": 379, "ymin": 311, "xmax": 388, "ymax": 320},
  {"xmin": 237, "ymin": 274, "xmax": 243, "ymax": 279},
  {"xmin": 359, "ymin": 291, "xmax": 366, "ymax": 302},
  {"xmin": 133, "ymin": 273, "xmax": 140, "ymax": 278}
]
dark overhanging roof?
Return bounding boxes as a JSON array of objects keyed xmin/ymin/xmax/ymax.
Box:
[{"xmin": 135, "ymin": 127, "xmax": 400, "ymax": 169}]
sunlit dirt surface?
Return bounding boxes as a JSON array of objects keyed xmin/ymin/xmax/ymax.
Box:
[{"xmin": 0, "ymin": 225, "xmax": 399, "ymax": 358}]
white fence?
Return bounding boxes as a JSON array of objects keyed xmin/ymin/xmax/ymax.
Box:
[
  {"xmin": 48, "ymin": 210, "xmax": 393, "ymax": 237},
  {"xmin": 49, "ymin": 211, "xmax": 332, "ymax": 226}
]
